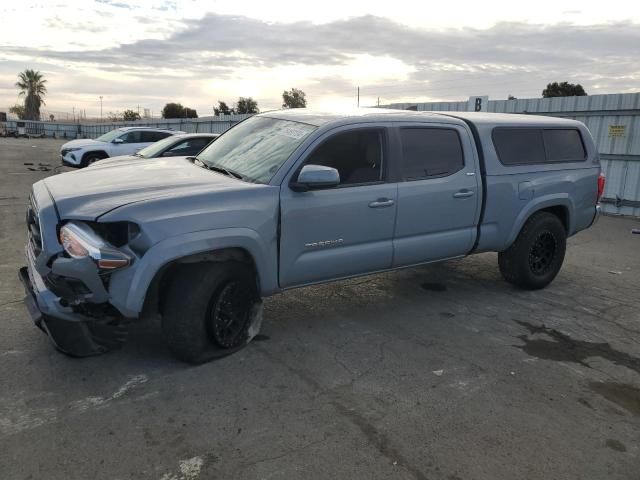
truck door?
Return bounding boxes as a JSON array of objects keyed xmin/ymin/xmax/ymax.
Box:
[
  {"xmin": 392, "ymin": 124, "xmax": 481, "ymax": 267},
  {"xmin": 279, "ymin": 125, "xmax": 397, "ymax": 288}
]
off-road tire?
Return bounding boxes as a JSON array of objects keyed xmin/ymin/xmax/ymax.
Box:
[
  {"xmin": 81, "ymin": 152, "xmax": 106, "ymax": 167},
  {"xmin": 162, "ymin": 262, "xmax": 260, "ymax": 364},
  {"xmin": 498, "ymin": 212, "xmax": 567, "ymax": 290}
]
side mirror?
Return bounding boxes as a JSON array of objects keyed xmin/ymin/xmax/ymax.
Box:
[
  {"xmin": 112, "ymin": 138, "xmax": 124, "ymax": 144},
  {"xmin": 291, "ymin": 164, "xmax": 340, "ymax": 192}
]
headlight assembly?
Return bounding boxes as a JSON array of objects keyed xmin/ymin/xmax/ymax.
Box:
[{"xmin": 59, "ymin": 221, "xmax": 131, "ymax": 270}]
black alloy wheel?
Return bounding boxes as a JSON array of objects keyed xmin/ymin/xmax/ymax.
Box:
[
  {"xmin": 528, "ymin": 232, "xmax": 557, "ymax": 276},
  {"xmin": 208, "ymin": 281, "xmax": 253, "ymax": 349}
]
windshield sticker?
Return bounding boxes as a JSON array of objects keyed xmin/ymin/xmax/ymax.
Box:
[{"xmin": 278, "ymin": 125, "xmax": 313, "ymax": 140}]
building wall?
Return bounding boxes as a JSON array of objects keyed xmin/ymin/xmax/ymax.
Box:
[{"xmin": 383, "ymin": 93, "xmax": 640, "ymax": 217}]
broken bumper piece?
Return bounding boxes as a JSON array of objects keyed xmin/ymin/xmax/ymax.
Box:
[{"xmin": 18, "ymin": 266, "xmax": 127, "ymax": 357}]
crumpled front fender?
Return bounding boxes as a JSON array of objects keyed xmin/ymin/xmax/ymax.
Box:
[{"xmin": 107, "ymin": 227, "xmax": 279, "ymax": 318}]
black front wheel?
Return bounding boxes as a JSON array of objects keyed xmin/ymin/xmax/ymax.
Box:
[
  {"xmin": 162, "ymin": 262, "xmax": 261, "ymax": 364},
  {"xmin": 81, "ymin": 152, "xmax": 106, "ymax": 167},
  {"xmin": 498, "ymin": 212, "xmax": 567, "ymax": 290},
  {"xmin": 208, "ymin": 279, "xmax": 254, "ymax": 349}
]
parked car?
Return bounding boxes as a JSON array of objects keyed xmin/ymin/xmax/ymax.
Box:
[
  {"xmin": 90, "ymin": 133, "xmax": 219, "ymax": 167},
  {"xmin": 59, "ymin": 127, "xmax": 184, "ymax": 168},
  {"xmin": 20, "ymin": 109, "xmax": 603, "ymax": 363}
]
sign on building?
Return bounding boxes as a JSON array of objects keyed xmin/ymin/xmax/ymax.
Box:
[
  {"xmin": 608, "ymin": 125, "xmax": 626, "ymax": 138},
  {"xmin": 468, "ymin": 96, "xmax": 489, "ymax": 112}
]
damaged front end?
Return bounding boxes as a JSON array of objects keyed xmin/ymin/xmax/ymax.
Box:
[{"xmin": 19, "ymin": 184, "xmax": 135, "ymax": 356}]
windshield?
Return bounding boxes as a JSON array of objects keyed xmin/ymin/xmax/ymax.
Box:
[
  {"xmin": 95, "ymin": 129, "xmax": 124, "ymax": 143},
  {"xmin": 196, "ymin": 117, "xmax": 316, "ymax": 184},
  {"xmin": 135, "ymin": 135, "xmax": 181, "ymax": 158}
]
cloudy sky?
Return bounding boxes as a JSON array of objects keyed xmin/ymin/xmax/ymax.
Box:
[{"xmin": 1, "ymin": 0, "xmax": 639, "ymax": 119}]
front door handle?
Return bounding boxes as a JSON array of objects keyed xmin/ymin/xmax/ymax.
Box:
[
  {"xmin": 369, "ymin": 198, "xmax": 395, "ymax": 208},
  {"xmin": 453, "ymin": 190, "xmax": 475, "ymax": 198}
]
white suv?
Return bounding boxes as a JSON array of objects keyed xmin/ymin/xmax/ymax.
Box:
[{"xmin": 60, "ymin": 127, "xmax": 184, "ymax": 168}]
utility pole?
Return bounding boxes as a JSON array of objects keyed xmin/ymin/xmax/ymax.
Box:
[
  {"xmin": 377, "ymin": 97, "xmax": 380, "ymax": 107},
  {"xmin": 357, "ymin": 86, "xmax": 360, "ymax": 108},
  {"xmin": 99, "ymin": 96, "xmax": 103, "ymax": 122}
]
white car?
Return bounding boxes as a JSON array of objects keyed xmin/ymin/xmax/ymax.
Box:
[
  {"xmin": 89, "ymin": 133, "xmax": 219, "ymax": 167},
  {"xmin": 59, "ymin": 127, "xmax": 184, "ymax": 168}
]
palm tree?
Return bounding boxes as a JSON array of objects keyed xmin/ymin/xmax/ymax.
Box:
[{"xmin": 15, "ymin": 69, "xmax": 47, "ymax": 121}]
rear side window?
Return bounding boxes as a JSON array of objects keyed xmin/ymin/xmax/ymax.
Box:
[
  {"xmin": 166, "ymin": 138, "xmax": 212, "ymax": 156},
  {"xmin": 400, "ymin": 128, "xmax": 464, "ymax": 179},
  {"xmin": 543, "ymin": 129, "xmax": 586, "ymax": 161},
  {"xmin": 492, "ymin": 128, "xmax": 545, "ymax": 165},
  {"xmin": 187, "ymin": 137, "xmax": 214, "ymax": 151},
  {"xmin": 121, "ymin": 131, "xmax": 143, "ymax": 143},
  {"xmin": 493, "ymin": 128, "xmax": 586, "ymax": 165}
]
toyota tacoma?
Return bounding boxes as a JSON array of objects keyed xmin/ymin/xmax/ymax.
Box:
[{"xmin": 20, "ymin": 109, "xmax": 603, "ymax": 363}]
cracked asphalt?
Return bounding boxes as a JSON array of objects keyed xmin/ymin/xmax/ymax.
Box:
[{"xmin": 1, "ymin": 137, "xmax": 639, "ymax": 480}]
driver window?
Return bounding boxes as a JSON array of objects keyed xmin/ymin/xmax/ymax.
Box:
[{"xmin": 306, "ymin": 129, "xmax": 384, "ymax": 186}]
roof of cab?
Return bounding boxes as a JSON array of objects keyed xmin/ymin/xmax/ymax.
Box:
[
  {"xmin": 258, "ymin": 108, "xmax": 444, "ymax": 127},
  {"xmin": 258, "ymin": 108, "xmax": 583, "ymax": 128}
]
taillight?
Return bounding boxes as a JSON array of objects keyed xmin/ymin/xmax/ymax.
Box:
[{"xmin": 597, "ymin": 173, "xmax": 605, "ymax": 202}]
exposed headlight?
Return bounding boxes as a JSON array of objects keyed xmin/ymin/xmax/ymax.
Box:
[
  {"xmin": 59, "ymin": 221, "xmax": 131, "ymax": 270},
  {"xmin": 61, "ymin": 147, "xmax": 82, "ymax": 154}
]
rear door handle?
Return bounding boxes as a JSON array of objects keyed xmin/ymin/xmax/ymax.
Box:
[
  {"xmin": 453, "ymin": 190, "xmax": 475, "ymax": 198},
  {"xmin": 369, "ymin": 198, "xmax": 395, "ymax": 208}
]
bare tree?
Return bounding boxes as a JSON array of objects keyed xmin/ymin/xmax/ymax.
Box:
[
  {"xmin": 235, "ymin": 97, "xmax": 259, "ymax": 114},
  {"xmin": 282, "ymin": 88, "xmax": 307, "ymax": 108}
]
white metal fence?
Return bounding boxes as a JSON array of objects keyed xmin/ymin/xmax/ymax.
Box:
[{"xmin": 3, "ymin": 114, "xmax": 254, "ymax": 140}]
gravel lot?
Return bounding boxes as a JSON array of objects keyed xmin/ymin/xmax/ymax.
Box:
[{"xmin": 1, "ymin": 137, "xmax": 639, "ymax": 480}]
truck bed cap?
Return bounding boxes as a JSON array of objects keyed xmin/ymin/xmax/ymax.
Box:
[{"xmin": 433, "ymin": 111, "xmax": 583, "ymax": 127}]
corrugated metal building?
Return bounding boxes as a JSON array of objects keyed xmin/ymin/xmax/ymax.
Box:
[{"xmin": 384, "ymin": 93, "xmax": 640, "ymax": 217}]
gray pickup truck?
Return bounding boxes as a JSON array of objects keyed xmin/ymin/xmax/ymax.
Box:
[{"xmin": 20, "ymin": 109, "xmax": 603, "ymax": 363}]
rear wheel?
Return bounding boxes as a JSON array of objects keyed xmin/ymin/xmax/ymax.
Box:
[
  {"xmin": 161, "ymin": 262, "xmax": 261, "ymax": 364},
  {"xmin": 498, "ymin": 212, "xmax": 567, "ymax": 290}
]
